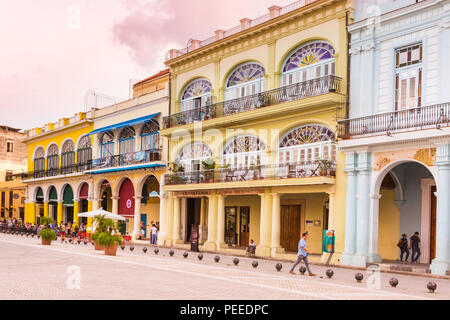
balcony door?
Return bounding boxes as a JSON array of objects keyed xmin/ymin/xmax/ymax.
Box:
[
  {"xmin": 396, "ymin": 67, "xmax": 422, "ymax": 110},
  {"xmin": 280, "ymin": 205, "xmax": 302, "ymax": 252},
  {"xmin": 239, "ymin": 207, "xmax": 250, "ymax": 247}
]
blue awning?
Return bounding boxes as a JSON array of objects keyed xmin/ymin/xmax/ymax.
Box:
[
  {"xmin": 88, "ymin": 163, "xmax": 165, "ymax": 175},
  {"xmin": 88, "ymin": 112, "xmax": 160, "ymax": 136}
]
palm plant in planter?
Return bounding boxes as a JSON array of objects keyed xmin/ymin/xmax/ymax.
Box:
[
  {"xmin": 97, "ymin": 219, "xmax": 123, "ymax": 256},
  {"xmin": 167, "ymin": 162, "xmax": 185, "ymax": 185},
  {"xmin": 201, "ymin": 159, "xmax": 216, "ymax": 183},
  {"xmin": 92, "ymin": 214, "xmax": 108, "ymax": 250},
  {"xmin": 39, "ymin": 216, "xmax": 56, "ymax": 245}
]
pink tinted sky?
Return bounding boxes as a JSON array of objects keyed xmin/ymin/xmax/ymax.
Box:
[{"xmin": 0, "ymin": 0, "xmax": 296, "ymax": 130}]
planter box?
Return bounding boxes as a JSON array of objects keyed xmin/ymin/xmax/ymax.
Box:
[
  {"xmin": 41, "ymin": 238, "xmax": 52, "ymax": 246},
  {"xmin": 104, "ymin": 242, "xmax": 119, "ymax": 256},
  {"xmin": 94, "ymin": 241, "xmax": 105, "ymax": 251}
]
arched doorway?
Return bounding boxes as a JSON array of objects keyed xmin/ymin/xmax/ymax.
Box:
[
  {"xmin": 35, "ymin": 187, "xmax": 44, "ymax": 223},
  {"xmin": 48, "ymin": 186, "xmax": 58, "ymax": 222},
  {"xmin": 139, "ymin": 175, "xmax": 160, "ymax": 239},
  {"xmin": 78, "ymin": 183, "xmax": 89, "ymax": 225},
  {"xmin": 63, "ymin": 185, "xmax": 74, "ymax": 223},
  {"xmin": 99, "ymin": 180, "xmax": 112, "ymax": 212},
  {"xmin": 119, "ymin": 178, "xmax": 135, "ymax": 234},
  {"xmin": 375, "ymin": 161, "xmax": 436, "ymax": 264}
]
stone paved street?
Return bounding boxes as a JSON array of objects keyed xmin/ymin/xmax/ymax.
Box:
[{"xmin": 0, "ymin": 233, "xmax": 448, "ymax": 300}]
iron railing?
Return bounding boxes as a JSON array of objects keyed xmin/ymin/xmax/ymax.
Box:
[
  {"xmin": 163, "ymin": 75, "xmax": 342, "ymax": 129},
  {"xmin": 91, "ymin": 149, "xmax": 162, "ymax": 169},
  {"xmin": 163, "ymin": 161, "xmax": 336, "ymax": 185},
  {"xmin": 21, "ymin": 162, "xmax": 93, "ymax": 180},
  {"xmin": 338, "ymin": 102, "xmax": 450, "ymax": 139}
]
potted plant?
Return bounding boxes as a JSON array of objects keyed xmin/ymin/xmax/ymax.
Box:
[
  {"xmin": 167, "ymin": 162, "xmax": 185, "ymax": 185},
  {"xmin": 201, "ymin": 159, "xmax": 216, "ymax": 183},
  {"xmin": 39, "ymin": 216, "xmax": 56, "ymax": 245},
  {"xmin": 92, "ymin": 214, "xmax": 108, "ymax": 250},
  {"xmin": 317, "ymin": 159, "xmax": 334, "ymax": 176},
  {"xmin": 98, "ymin": 219, "xmax": 123, "ymax": 256}
]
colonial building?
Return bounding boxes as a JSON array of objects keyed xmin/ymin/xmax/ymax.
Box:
[
  {"xmin": 86, "ymin": 69, "xmax": 169, "ymax": 239},
  {"xmin": 159, "ymin": 0, "xmax": 353, "ymax": 260},
  {"xmin": 339, "ymin": 0, "xmax": 450, "ymax": 275}
]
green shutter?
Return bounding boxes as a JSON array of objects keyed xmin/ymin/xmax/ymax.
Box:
[
  {"xmin": 49, "ymin": 187, "xmax": 58, "ymax": 202},
  {"xmin": 63, "ymin": 186, "xmax": 74, "ymax": 205}
]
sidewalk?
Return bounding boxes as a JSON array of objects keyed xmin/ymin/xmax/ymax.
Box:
[{"xmin": 131, "ymin": 239, "xmax": 450, "ymax": 280}]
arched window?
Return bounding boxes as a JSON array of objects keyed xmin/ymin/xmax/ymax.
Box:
[
  {"xmin": 141, "ymin": 120, "xmax": 160, "ymax": 151},
  {"xmin": 78, "ymin": 136, "xmax": 92, "ymax": 171},
  {"xmin": 180, "ymin": 79, "xmax": 212, "ymax": 112},
  {"xmin": 119, "ymin": 126, "xmax": 136, "ymax": 155},
  {"xmin": 225, "ymin": 63, "xmax": 266, "ymax": 101},
  {"xmin": 47, "ymin": 144, "xmax": 59, "ymax": 177},
  {"xmin": 34, "ymin": 147, "xmax": 45, "ymax": 178},
  {"xmin": 61, "ymin": 140, "xmax": 75, "ymax": 174},
  {"xmin": 278, "ymin": 124, "xmax": 336, "ymax": 165},
  {"xmin": 100, "ymin": 131, "xmax": 114, "ymax": 158},
  {"xmin": 176, "ymin": 142, "xmax": 213, "ymax": 172},
  {"xmin": 282, "ymin": 41, "xmax": 335, "ymax": 86},
  {"xmin": 223, "ymin": 135, "xmax": 266, "ymax": 169}
]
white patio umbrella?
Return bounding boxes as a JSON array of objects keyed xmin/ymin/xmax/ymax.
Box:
[{"xmin": 77, "ymin": 209, "xmax": 126, "ymax": 221}]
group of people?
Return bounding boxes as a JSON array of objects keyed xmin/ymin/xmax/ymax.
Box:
[
  {"xmin": 398, "ymin": 232, "xmax": 422, "ymax": 263},
  {"xmin": 139, "ymin": 220, "xmax": 159, "ymax": 245}
]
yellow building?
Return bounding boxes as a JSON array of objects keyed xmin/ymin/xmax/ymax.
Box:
[
  {"xmin": 23, "ymin": 112, "xmax": 94, "ymax": 226},
  {"xmin": 0, "ymin": 178, "xmax": 26, "ymax": 222},
  {"xmin": 159, "ymin": 0, "xmax": 353, "ymax": 261}
]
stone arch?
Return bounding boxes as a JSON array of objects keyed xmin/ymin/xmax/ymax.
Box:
[{"xmin": 136, "ymin": 173, "xmax": 161, "ymax": 198}]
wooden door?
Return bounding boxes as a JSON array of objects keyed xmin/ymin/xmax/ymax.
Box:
[
  {"xmin": 239, "ymin": 207, "xmax": 250, "ymax": 247},
  {"xmin": 280, "ymin": 205, "xmax": 302, "ymax": 252},
  {"xmin": 430, "ymin": 186, "xmax": 437, "ymax": 261}
]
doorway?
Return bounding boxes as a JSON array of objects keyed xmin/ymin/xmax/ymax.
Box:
[
  {"xmin": 65, "ymin": 206, "xmax": 74, "ymax": 223},
  {"xmin": 186, "ymin": 198, "xmax": 201, "ymax": 242},
  {"xmin": 430, "ymin": 186, "xmax": 437, "ymax": 260},
  {"xmin": 239, "ymin": 207, "xmax": 250, "ymax": 247},
  {"xmin": 141, "ymin": 214, "xmax": 147, "ymax": 238},
  {"xmin": 280, "ymin": 205, "xmax": 302, "ymax": 252}
]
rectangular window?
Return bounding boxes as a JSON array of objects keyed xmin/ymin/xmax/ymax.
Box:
[
  {"xmin": 9, "ymin": 191, "xmax": 13, "ymax": 218},
  {"xmin": 6, "ymin": 142, "xmax": 13, "ymax": 153},
  {"xmin": 1, "ymin": 192, "xmax": 5, "ymax": 218},
  {"xmin": 5, "ymin": 171, "xmax": 13, "ymax": 181}
]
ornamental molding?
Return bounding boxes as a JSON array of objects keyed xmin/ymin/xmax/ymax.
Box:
[{"xmin": 374, "ymin": 157, "xmax": 390, "ymax": 171}]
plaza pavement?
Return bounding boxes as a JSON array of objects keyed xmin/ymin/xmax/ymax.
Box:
[{"xmin": 0, "ymin": 233, "xmax": 448, "ymax": 300}]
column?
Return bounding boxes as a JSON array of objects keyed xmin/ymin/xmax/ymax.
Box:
[
  {"xmin": 34, "ymin": 203, "xmax": 39, "ymax": 224},
  {"xmin": 157, "ymin": 190, "xmax": 168, "ymax": 246},
  {"xmin": 256, "ymin": 190, "xmax": 272, "ymax": 257},
  {"xmin": 27, "ymin": 201, "xmax": 36, "ymax": 224},
  {"xmin": 431, "ymin": 143, "xmax": 450, "ymax": 275},
  {"xmin": 216, "ymin": 195, "xmax": 225, "ymax": 250},
  {"xmin": 44, "ymin": 201, "xmax": 49, "ymax": 218},
  {"xmin": 111, "ymin": 196, "xmax": 119, "ymax": 215},
  {"xmin": 327, "ymin": 193, "xmax": 335, "ymax": 230},
  {"xmin": 353, "ymin": 151, "xmax": 371, "ymax": 267},
  {"xmin": 204, "ymin": 193, "xmax": 217, "ymax": 251},
  {"xmin": 87, "ymin": 198, "xmax": 95, "ymax": 234},
  {"xmin": 173, "ymin": 196, "xmax": 182, "ymax": 244},
  {"xmin": 132, "ymin": 196, "xmax": 142, "ymax": 240},
  {"xmin": 341, "ymin": 152, "xmax": 358, "ymax": 266},
  {"xmin": 368, "ymin": 193, "xmax": 382, "ymax": 263},
  {"xmin": 73, "ymin": 199, "xmax": 79, "ymax": 225},
  {"xmin": 199, "ymin": 197, "xmax": 207, "ymax": 243},
  {"xmin": 57, "ymin": 201, "xmax": 63, "ymax": 224},
  {"xmin": 270, "ymin": 193, "xmax": 283, "ymax": 257},
  {"xmin": 165, "ymin": 192, "xmax": 175, "ymax": 246}
]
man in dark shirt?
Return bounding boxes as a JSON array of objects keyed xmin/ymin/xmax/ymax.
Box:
[
  {"xmin": 410, "ymin": 232, "xmax": 421, "ymax": 263},
  {"xmin": 398, "ymin": 233, "xmax": 409, "ymax": 262}
]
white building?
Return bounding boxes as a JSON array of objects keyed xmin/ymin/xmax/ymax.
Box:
[{"xmin": 339, "ymin": 0, "xmax": 450, "ymax": 275}]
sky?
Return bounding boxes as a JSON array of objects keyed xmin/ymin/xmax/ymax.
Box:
[{"xmin": 0, "ymin": 0, "xmax": 296, "ymax": 130}]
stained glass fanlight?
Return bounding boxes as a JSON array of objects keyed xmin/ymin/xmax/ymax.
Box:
[
  {"xmin": 141, "ymin": 120, "xmax": 160, "ymax": 135},
  {"xmin": 34, "ymin": 147, "xmax": 45, "ymax": 159},
  {"xmin": 178, "ymin": 142, "xmax": 212, "ymax": 161},
  {"xmin": 227, "ymin": 63, "xmax": 265, "ymax": 87},
  {"xmin": 119, "ymin": 126, "xmax": 136, "ymax": 140},
  {"xmin": 279, "ymin": 124, "xmax": 336, "ymax": 148},
  {"xmin": 101, "ymin": 131, "xmax": 114, "ymax": 144},
  {"xmin": 78, "ymin": 136, "xmax": 92, "ymax": 149},
  {"xmin": 47, "ymin": 144, "xmax": 59, "ymax": 156},
  {"xmin": 223, "ymin": 136, "xmax": 266, "ymax": 154},
  {"xmin": 62, "ymin": 140, "xmax": 75, "ymax": 153},
  {"xmin": 182, "ymin": 79, "xmax": 212, "ymax": 100},
  {"xmin": 283, "ymin": 41, "xmax": 335, "ymax": 72}
]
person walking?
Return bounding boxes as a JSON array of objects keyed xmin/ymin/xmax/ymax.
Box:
[
  {"xmin": 410, "ymin": 232, "xmax": 421, "ymax": 263},
  {"xmin": 290, "ymin": 232, "xmax": 316, "ymax": 276},
  {"xmin": 151, "ymin": 224, "xmax": 158, "ymax": 245},
  {"xmin": 397, "ymin": 233, "xmax": 410, "ymax": 262}
]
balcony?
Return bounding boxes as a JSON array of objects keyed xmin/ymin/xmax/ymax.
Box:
[
  {"xmin": 338, "ymin": 102, "xmax": 450, "ymax": 139},
  {"xmin": 163, "ymin": 76, "xmax": 342, "ymax": 129},
  {"xmin": 91, "ymin": 149, "xmax": 162, "ymax": 170},
  {"xmin": 21, "ymin": 162, "xmax": 92, "ymax": 180},
  {"xmin": 163, "ymin": 161, "xmax": 336, "ymax": 186}
]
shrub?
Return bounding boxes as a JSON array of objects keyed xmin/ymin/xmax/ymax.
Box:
[
  {"xmin": 97, "ymin": 232, "xmax": 122, "ymax": 246},
  {"xmin": 40, "ymin": 216, "xmax": 54, "ymax": 226},
  {"xmin": 40, "ymin": 228, "xmax": 56, "ymax": 241}
]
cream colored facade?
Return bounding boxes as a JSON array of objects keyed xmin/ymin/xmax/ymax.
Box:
[{"xmin": 160, "ymin": 0, "xmax": 354, "ymax": 261}]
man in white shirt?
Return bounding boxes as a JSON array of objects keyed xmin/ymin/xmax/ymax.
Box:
[{"xmin": 151, "ymin": 224, "xmax": 158, "ymax": 245}]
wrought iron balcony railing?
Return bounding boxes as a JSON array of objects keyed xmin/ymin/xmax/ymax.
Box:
[
  {"xmin": 21, "ymin": 162, "xmax": 93, "ymax": 180},
  {"xmin": 163, "ymin": 161, "xmax": 336, "ymax": 186},
  {"xmin": 163, "ymin": 76, "xmax": 342, "ymax": 129},
  {"xmin": 338, "ymin": 102, "xmax": 450, "ymax": 139},
  {"xmin": 91, "ymin": 149, "xmax": 162, "ymax": 170}
]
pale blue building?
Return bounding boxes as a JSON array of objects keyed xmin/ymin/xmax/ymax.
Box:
[{"xmin": 339, "ymin": 0, "xmax": 450, "ymax": 275}]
